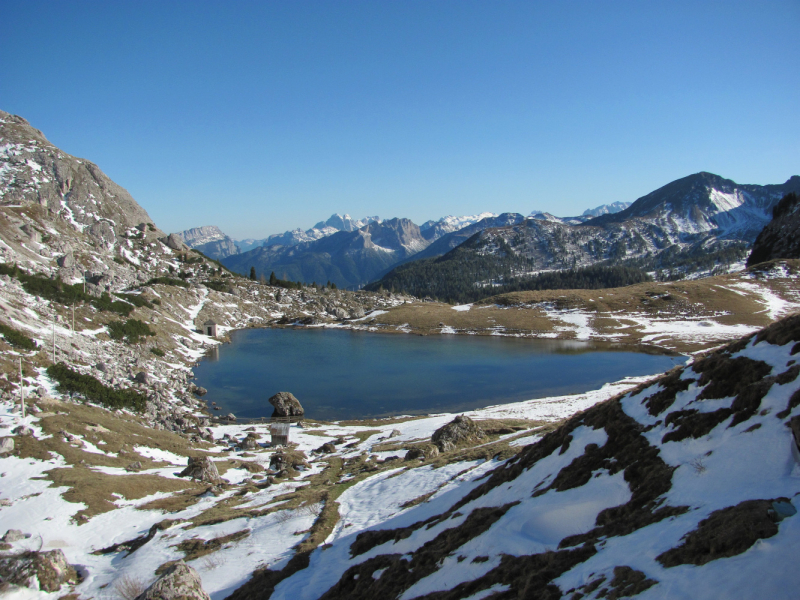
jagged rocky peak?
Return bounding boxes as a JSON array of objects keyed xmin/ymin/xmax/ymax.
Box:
[
  {"xmin": 177, "ymin": 225, "xmax": 239, "ymax": 260},
  {"xmin": 419, "ymin": 212, "xmax": 498, "ymax": 237},
  {"xmin": 0, "ymin": 109, "xmax": 157, "ymax": 248},
  {"xmin": 263, "ymin": 214, "xmax": 382, "ymax": 248},
  {"xmin": 178, "ymin": 225, "xmax": 228, "ymax": 247},
  {"xmin": 314, "ymin": 213, "xmax": 381, "ymax": 232},
  {"xmin": 358, "ymin": 217, "xmax": 428, "ymax": 254},
  {"xmin": 582, "ymin": 200, "xmax": 632, "ymax": 217}
]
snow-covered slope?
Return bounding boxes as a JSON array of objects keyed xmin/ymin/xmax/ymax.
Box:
[
  {"xmin": 232, "ymin": 314, "xmax": 800, "ymax": 600},
  {"xmin": 589, "ymin": 172, "xmax": 800, "ymax": 241}
]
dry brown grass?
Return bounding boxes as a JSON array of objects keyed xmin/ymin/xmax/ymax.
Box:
[
  {"xmin": 11, "ymin": 401, "xmax": 216, "ymax": 521},
  {"xmin": 365, "ymin": 263, "xmax": 800, "ymax": 353},
  {"xmin": 114, "ymin": 573, "xmax": 149, "ymax": 600}
]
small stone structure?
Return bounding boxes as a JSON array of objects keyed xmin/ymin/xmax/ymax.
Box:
[
  {"xmin": 204, "ymin": 320, "xmax": 218, "ymax": 337},
  {"xmin": 270, "ymin": 419, "xmax": 291, "ymax": 446}
]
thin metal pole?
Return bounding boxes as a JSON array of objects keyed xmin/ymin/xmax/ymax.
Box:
[{"xmin": 19, "ymin": 358, "xmax": 25, "ymax": 418}]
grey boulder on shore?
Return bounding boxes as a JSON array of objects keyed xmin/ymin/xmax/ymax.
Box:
[
  {"xmin": 431, "ymin": 415, "xmax": 486, "ymax": 452},
  {"xmin": 268, "ymin": 391, "xmax": 305, "ymax": 418}
]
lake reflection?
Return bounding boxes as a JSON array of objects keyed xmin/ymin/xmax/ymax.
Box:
[{"xmin": 193, "ymin": 328, "xmax": 680, "ymax": 421}]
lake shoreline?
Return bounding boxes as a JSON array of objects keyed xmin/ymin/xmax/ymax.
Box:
[{"xmin": 194, "ymin": 326, "xmax": 682, "ymax": 422}]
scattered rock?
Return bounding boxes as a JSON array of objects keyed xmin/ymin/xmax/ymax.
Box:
[
  {"xmin": 316, "ymin": 442, "xmax": 336, "ymax": 454},
  {"xmin": 11, "ymin": 426, "xmax": 33, "ymax": 437},
  {"xmin": 0, "ymin": 549, "xmax": 79, "ymax": 592},
  {"xmin": 178, "ymin": 457, "xmax": 221, "ymax": 484},
  {"xmin": 404, "ymin": 444, "xmax": 440, "ymax": 461},
  {"xmin": 133, "ymin": 560, "xmax": 210, "ymax": 600},
  {"xmin": 56, "ymin": 250, "xmax": 75, "ymax": 268},
  {"xmin": 223, "ymin": 413, "xmax": 236, "ymax": 422},
  {"xmin": 240, "ymin": 434, "xmax": 260, "ymax": 451},
  {"xmin": 389, "ymin": 429, "xmax": 402, "ymax": 438},
  {"xmin": 2, "ymin": 529, "xmax": 29, "ymax": 543},
  {"xmin": 134, "ymin": 372, "xmax": 150, "ymax": 385},
  {"xmin": 431, "ymin": 415, "xmax": 486, "ymax": 452},
  {"xmin": 126, "ymin": 461, "xmax": 143, "ymax": 473},
  {"xmin": 193, "ymin": 386, "xmax": 207, "ymax": 396},
  {"xmin": 268, "ymin": 391, "xmax": 305, "ymax": 418},
  {"xmin": 0, "ymin": 438, "xmax": 13, "ymax": 455}
]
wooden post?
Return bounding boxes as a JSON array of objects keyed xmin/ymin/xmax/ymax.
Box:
[{"xmin": 19, "ymin": 358, "xmax": 25, "ymax": 418}]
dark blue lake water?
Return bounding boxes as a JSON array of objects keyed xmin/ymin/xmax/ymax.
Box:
[{"xmin": 193, "ymin": 328, "xmax": 680, "ymax": 421}]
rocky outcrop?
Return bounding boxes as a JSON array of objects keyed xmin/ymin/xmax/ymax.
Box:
[
  {"xmin": 178, "ymin": 456, "xmax": 221, "ymax": 484},
  {"xmin": 268, "ymin": 392, "xmax": 304, "ymax": 418},
  {"xmin": 160, "ymin": 233, "xmax": 187, "ymax": 251},
  {"xmin": 747, "ymin": 193, "xmax": 800, "ymax": 266},
  {"xmin": 0, "ymin": 110, "xmax": 154, "ymax": 239},
  {"xmin": 431, "ymin": 415, "xmax": 486, "ymax": 452},
  {"xmin": 0, "ymin": 438, "xmax": 13, "ymax": 455},
  {"xmin": 0, "ymin": 549, "xmax": 78, "ymax": 592},
  {"xmin": 134, "ymin": 561, "xmax": 210, "ymax": 600}
]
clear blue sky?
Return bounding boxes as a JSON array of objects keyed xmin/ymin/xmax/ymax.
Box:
[{"xmin": 2, "ymin": 1, "xmax": 798, "ymax": 239}]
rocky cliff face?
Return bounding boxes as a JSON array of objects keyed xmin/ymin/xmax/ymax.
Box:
[
  {"xmin": 0, "ymin": 110, "xmax": 156, "ymax": 250},
  {"xmin": 747, "ymin": 193, "xmax": 800, "ymax": 267},
  {"xmin": 177, "ymin": 226, "xmax": 240, "ymax": 260}
]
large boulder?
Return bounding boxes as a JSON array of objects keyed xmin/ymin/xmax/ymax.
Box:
[
  {"xmin": 0, "ymin": 549, "xmax": 78, "ymax": 592},
  {"xmin": 160, "ymin": 233, "xmax": 187, "ymax": 252},
  {"xmin": 56, "ymin": 250, "xmax": 75, "ymax": 268},
  {"xmin": 134, "ymin": 561, "xmax": 210, "ymax": 600},
  {"xmin": 268, "ymin": 392, "xmax": 305, "ymax": 418},
  {"xmin": 431, "ymin": 415, "xmax": 486, "ymax": 452},
  {"xmin": 178, "ymin": 456, "xmax": 221, "ymax": 484}
]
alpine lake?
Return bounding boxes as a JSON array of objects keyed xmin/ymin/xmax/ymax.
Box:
[{"xmin": 193, "ymin": 327, "xmax": 681, "ymax": 422}]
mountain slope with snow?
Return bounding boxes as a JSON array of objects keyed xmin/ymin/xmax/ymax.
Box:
[{"xmin": 231, "ymin": 314, "xmax": 800, "ymax": 600}]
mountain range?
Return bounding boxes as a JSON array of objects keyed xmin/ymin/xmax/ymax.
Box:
[{"xmin": 208, "ymin": 173, "xmax": 799, "ymax": 290}]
